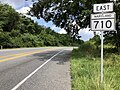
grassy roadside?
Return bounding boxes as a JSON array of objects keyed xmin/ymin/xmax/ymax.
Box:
[{"xmin": 70, "ymin": 42, "xmax": 120, "ymax": 90}]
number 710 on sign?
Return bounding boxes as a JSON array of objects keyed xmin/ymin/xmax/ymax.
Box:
[{"xmin": 91, "ymin": 19, "xmax": 115, "ymax": 31}]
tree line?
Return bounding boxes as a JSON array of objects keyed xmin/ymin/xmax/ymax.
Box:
[
  {"xmin": 29, "ymin": 0, "xmax": 120, "ymax": 51},
  {"xmin": 0, "ymin": 4, "xmax": 83, "ymax": 48}
]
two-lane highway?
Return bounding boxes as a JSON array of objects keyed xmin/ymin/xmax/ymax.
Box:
[{"xmin": 0, "ymin": 47, "xmax": 72, "ymax": 90}]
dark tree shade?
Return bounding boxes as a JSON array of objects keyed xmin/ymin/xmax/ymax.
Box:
[{"xmin": 29, "ymin": 0, "xmax": 112, "ymax": 37}]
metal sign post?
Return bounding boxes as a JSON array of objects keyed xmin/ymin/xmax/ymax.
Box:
[{"xmin": 100, "ymin": 31, "xmax": 103, "ymax": 83}]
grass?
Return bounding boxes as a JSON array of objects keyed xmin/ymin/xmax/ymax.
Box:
[{"xmin": 70, "ymin": 43, "xmax": 120, "ymax": 90}]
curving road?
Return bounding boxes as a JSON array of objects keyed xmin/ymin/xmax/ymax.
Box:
[{"xmin": 0, "ymin": 47, "xmax": 72, "ymax": 90}]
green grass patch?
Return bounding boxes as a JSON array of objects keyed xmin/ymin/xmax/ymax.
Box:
[{"xmin": 71, "ymin": 43, "xmax": 120, "ymax": 90}]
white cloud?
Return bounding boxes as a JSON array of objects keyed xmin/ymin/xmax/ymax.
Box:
[
  {"xmin": 0, "ymin": 0, "xmax": 25, "ymax": 9},
  {"xmin": 50, "ymin": 25, "xmax": 61, "ymax": 32},
  {"xmin": 58, "ymin": 28, "xmax": 67, "ymax": 34},
  {"xmin": 79, "ymin": 28, "xmax": 94, "ymax": 41},
  {"xmin": 16, "ymin": 7, "xmax": 30, "ymax": 15}
]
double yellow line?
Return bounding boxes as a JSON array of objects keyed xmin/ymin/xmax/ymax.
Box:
[{"xmin": 0, "ymin": 48, "xmax": 58, "ymax": 63}]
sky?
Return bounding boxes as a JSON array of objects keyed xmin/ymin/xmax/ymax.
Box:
[{"xmin": 0, "ymin": 0, "xmax": 94, "ymax": 41}]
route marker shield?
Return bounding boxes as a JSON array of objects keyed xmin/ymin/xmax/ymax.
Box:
[{"xmin": 91, "ymin": 12, "xmax": 116, "ymax": 31}]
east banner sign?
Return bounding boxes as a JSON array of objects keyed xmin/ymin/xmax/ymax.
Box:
[{"xmin": 93, "ymin": 3, "xmax": 113, "ymax": 13}]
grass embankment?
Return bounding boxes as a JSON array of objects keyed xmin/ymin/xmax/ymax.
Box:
[{"xmin": 71, "ymin": 42, "xmax": 120, "ymax": 90}]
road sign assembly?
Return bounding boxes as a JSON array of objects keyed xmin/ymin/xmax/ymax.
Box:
[{"xmin": 91, "ymin": 2, "xmax": 116, "ymax": 83}]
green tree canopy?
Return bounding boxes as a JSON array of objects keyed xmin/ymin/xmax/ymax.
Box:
[
  {"xmin": 0, "ymin": 3, "xmax": 83, "ymax": 48},
  {"xmin": 29, "ymin": 0, "xmax": 111, "ymax": 36},
  {"xmin": 29, "ymin": 0, "xmax": 120, "ymax": 48},
  {"xmin": 0, "ymin": 4, "xmax": 19, "ymax": 32}
]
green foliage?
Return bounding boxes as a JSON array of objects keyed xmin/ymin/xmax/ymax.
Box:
[
  {"xmin": 0, "ymin": 4, "xmax": 83, "ymax": 48},
  {"xmin": 0, "ymin": 4, "xmax": 19, "ymax": 32},
  {"xmin": 71, "ymin": 44, "xmax": 120, "ymax": 90},
  {"xmin": 30, "ymin": 0, "xmax": 120, "ymax": 50},
  {"xmin": 77, "ymin": 37, "xmax": 101, "ymax": 59},
  {"xmin": 71, "ymin": 34, "xmax": 120, "ymax": 90},
  {"xmin": 0, "ymin": 33, "xmax": 12, "ymax": 48},
  {"xmin": 89, "ymin": 35, "xmax": 100, "ymax": 45},
  {"xmin": 29, "ymin": 0, "xmax": 94, "ymax": 37},
  {"xmin": 78, "ymin": 42, "xmax": 99, "ymax": 58}
]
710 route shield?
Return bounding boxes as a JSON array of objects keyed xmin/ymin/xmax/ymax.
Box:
[{"xmin": 91, "ymin": 12, "xmax": 116, "ymax": 31}]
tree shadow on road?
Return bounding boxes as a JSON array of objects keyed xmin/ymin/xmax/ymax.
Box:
[
  {"xmin": 33, "ymin": 50, "xmax": 71, "ymax": 65},
  {"xmin": 52, "ymin": 50, "xmax": 71, "ymax": 65}
]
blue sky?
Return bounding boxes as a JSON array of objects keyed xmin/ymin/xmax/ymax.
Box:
[{"xmin": 0, "ymin": 0, "xmax": 94, "ymax": 41}]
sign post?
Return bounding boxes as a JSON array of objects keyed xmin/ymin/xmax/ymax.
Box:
[
  {"xmin": 91, "ymin": 2, "xmax": 116, "ymax": 84},
  {"xmin": 101, "ymin": 31, "xmax": 103, "ymax": 83}
]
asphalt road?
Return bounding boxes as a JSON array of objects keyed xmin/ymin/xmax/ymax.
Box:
[{"xmin": 0, "ymin": 47, "xmax": 72, "ymax": 90}]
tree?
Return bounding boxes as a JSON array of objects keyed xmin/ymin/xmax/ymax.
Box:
[
  {"xmin": 0, "ymin": 3, "xmax": 84, "ymax": 48},
  {"xmin": 29, "ymin": 0, "xmax": 112, "ymax": 36},
  {"xmin": 0, "ymin": 4, "xmax": 19, "ymax": 32},
  {"xmin": 29, "ymin": 0, "xmax": 120, "ymax": 49},
  {"xmin": 104, "ymin": 1, "xmax": 120, "ymax": 50},
  {"xmin": 0, "ymin": 33, "xmax": 12, "ymax": 48}
]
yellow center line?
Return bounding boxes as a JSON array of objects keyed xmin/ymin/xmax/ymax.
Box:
[
  {"xmin": 0, "ymin": 56, "xmax": 5, "ymax": 58},
  {"xmin": 0, "ymin": 48, "xmax": 59, "ymax": 63},
  {"xmin": 0, "ymin": 47, "xmax": 55, "ymax": 58},
  {"xmin": 0, "ymin": 48, "xmax": 57, "ymax": 59},
  {"xmin": 0, "ymin": 50, "xmax": 43, "ymax": 59}
]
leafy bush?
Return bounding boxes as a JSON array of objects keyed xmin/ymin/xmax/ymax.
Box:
[
  {"xmin": 71, "ymin": 42, "xmax": 120, "ymax": 90},
  {"xmin": 78, "ymin": 42, "xmax": 100, "ymax": 58},
  {"xmin": 0, "ymin": 33, "xmax": 12, "ymax": 48}
]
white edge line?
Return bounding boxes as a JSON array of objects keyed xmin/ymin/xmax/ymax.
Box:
[{"xmin": 11, "ymin": 50, "xmax": 64, "ymax": 90}]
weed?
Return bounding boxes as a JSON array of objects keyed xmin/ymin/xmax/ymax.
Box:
[{"xmin": 71, "ymin": 43, "xmax": 120, "ymax": 90}]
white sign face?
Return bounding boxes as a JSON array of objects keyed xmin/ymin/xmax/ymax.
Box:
[
  {"xmin": 93, "ymin": 3, "xmax": 113, "ymax": 13},
  {"xmin": 91, "ymin": 12, "xmax": 116, "ymax": 31},
  {"xmin": 91, "ymin": 19, "xmax": 115, "ymax": 31}
]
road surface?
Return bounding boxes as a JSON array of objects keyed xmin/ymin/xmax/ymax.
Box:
[{"xmin": 0, "ymin": 47, "xmax": 72, "ymax": 90}]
